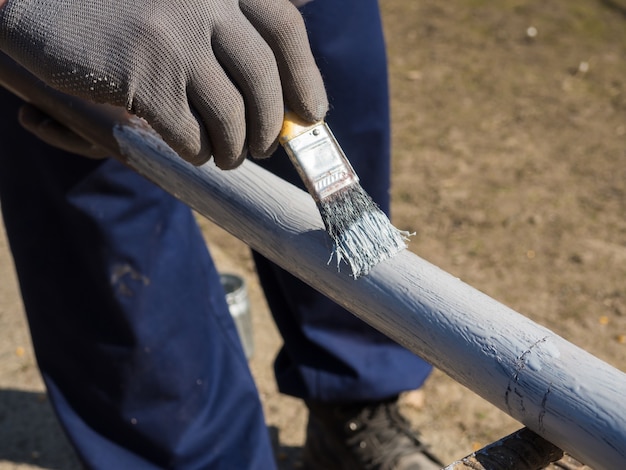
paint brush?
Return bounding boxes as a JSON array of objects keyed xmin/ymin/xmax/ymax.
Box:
[{"xmin": 279, "ymin": 110, "xmax": 411, "ymax": 279}]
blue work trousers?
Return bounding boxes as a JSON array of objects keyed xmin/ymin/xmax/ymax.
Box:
[{"xmin": 0, "ymin": 0, "xmax": 432, "ymax": 468}]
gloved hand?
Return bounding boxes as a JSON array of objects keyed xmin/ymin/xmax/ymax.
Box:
[
  {"xmin": 0, "ymin": 0, "xmax": 327, "ymax": 168},
  {"xmin": 17, "ymin": 103, "xmax": 109, "ymax": 159}
]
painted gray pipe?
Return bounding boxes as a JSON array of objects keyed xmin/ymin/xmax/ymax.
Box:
[{"xmin": 1, "ymin": 54, "xmax": 625, "ymax": 469}]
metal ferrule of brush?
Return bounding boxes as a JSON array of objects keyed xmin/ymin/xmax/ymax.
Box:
[{"xmin": 281, "ymin": 121, "xmax": 359, "ymax": 202}]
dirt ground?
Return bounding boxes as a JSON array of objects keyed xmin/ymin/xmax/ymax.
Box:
[{"xmin": 1, "ymin": 1, "xmax": 625, "ymax": 468}]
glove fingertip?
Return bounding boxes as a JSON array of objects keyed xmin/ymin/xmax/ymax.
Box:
[
  {"xmin": 184, "ymin": 150, "xmax": 212, "ymax": 166},
  {"xmin": 302, "ymin": 99, "xmax": 329, "ymax": 123},
  {"xmin": 148, "ymin": 110, "xmax": 212, "ymax": 166},
  {"xmin": 250, "ymin": 138, "xmax": 279, "ymax": 160},
  {"xmin": 17, "ymin": 103, "xmax": 47, "ymax": 130},
  {"xmin": 286, "ymin": 97, "xmax": 328, "ymax": 125},
  {"xmin": 285, "ymin": 77, "xmax": 329, "ymax": 124},
  {"xmin": 214, "ymin": 148, "xmax": 248, "ymax": 170},
  {"xmin": 162, "ymin": 131, "xmax": 212, "ymax": 166}
]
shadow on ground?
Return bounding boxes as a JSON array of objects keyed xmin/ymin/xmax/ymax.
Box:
[
  {"xmin": 0, "ymin": 389, "xmax": 81, "ymax": 469},
  {"xmin": 0, "ymin": 389, "xmax": 302, "ymax": 470}
]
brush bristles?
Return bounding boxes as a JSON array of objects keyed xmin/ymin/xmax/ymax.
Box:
[{"xmin": 318, "ymin": 185, "xmax": 411, "ymax": 279}]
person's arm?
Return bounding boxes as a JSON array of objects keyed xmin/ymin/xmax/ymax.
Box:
[{"xmin": 0, "ymin": 0, "xmax": 327, "ymax": 168}]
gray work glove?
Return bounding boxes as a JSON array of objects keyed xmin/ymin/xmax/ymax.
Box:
[
  {"xmin": 0, "ymin": 0, "xmax": 327, "ymax": 168},
  {"xmin": 17, "ymin": 103, "xmax": 110, "ymax": 159}
]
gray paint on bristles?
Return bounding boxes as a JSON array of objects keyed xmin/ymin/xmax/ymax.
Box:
[{"xmin": 318, "ymin": 185, "xmax": 410, "ymax": 278}]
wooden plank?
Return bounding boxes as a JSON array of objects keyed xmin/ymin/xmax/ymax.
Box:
[
  {"xmin": 2, "ymin": 55, "xmax": 625, "ymax": 469},
  {"xmin": 444, "ymin": 427, "xmax": 563, "ymax": 470}
]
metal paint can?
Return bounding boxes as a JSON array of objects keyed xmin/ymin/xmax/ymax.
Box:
[{"xmin": 220, "ymin": 273, "xmax": 254, "ymax": 360}]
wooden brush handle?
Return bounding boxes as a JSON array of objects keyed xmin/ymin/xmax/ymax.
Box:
[{"xmin": 279, "ymin": 109, "xmax": 320, "ymax": 144}]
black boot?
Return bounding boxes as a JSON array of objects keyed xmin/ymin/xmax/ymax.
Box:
[{"xmin": 302, "ymin": 396, "xmax": 443, "ymax": 470}]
